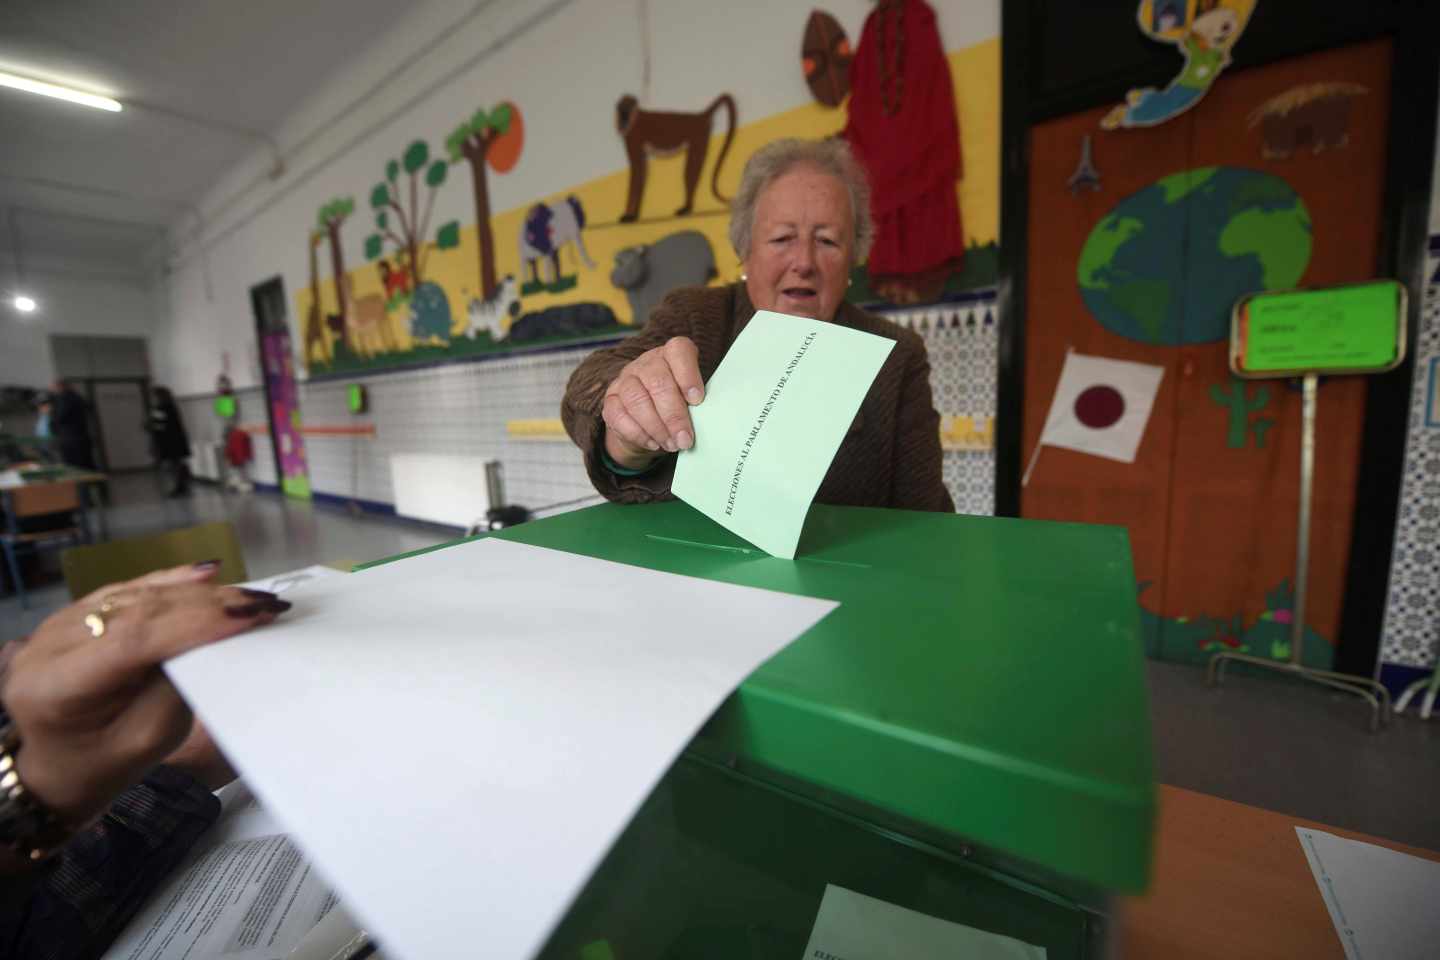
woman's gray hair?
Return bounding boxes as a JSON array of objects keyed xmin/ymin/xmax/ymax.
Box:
[{"xmin": 728, "ymin": 138, "xmax": 873, "ymax": 262}]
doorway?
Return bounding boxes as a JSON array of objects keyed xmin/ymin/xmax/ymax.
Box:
[
  {"xmin": 1018, "ymin": 41, "xmax": 1393, "ymax": 670},
  {"xmin": 90, "ymin": 379, "xmax": 152, "ymax": 472}
]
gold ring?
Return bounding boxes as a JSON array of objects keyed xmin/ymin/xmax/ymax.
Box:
[{"xmin": 84, "ymin": 592, "xmax": 130, "ymax": 638}]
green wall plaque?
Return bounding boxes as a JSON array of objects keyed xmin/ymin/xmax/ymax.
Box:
[
  {"xmin": 214, "ymin": 394, "xmax": 237, "ymax": 419},
  {"xmin": 1231, "ymin": 281, "xmax": 1407, "ymax": 378},
  {"xmin": 347, "ymin": 384, "xmax": 368, "ymax": 414}
]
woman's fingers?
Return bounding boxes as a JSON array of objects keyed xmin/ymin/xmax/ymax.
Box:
[
  {"xmin": 644, "ymin": 360, "xmax": 695, "ymax": 451},
  {"xmin": 18, "ymin": 675, "xmax": 195, "ymax": 825},
  {"xmin": 663, "ymin": 337, "xmax": 706, "ymax": 407},
  {"xmin": 604, "ymin": 339, "xmax": 702, "ymax": 454},
  {"xmin": 105, "ymin": 674, "xmax": 195, "ymax": 774},
  {"xmin": 77, "ymin": 560, "xmax": 223, "ymax": 607},
  {"xmin": 58, "ymin": 584, "xmax": 289, "ymax": 700},
  {"xmin": 609, "ymin": 373, "xmax": 672, "ymax": 451},
  {"xmin": 602, "ymin": 391, "xmax": 661, "ymax": 454}
]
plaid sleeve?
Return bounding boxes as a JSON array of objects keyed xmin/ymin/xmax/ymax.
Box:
[{"xmin": 0, "ymin": 765, "xmax": 221, "ymax": 960}]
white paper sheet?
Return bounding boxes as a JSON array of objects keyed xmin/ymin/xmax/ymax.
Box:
[
  {"xmin": 104, "ymin": 783, "xmax": 338, "ymax": 960},
  {"xmin": 802, "ymin": 884, "xmax": 1047, "ymax": 959},
  {"xmin": 1296, "ymin": 827, "xmax": 1440, "ymax": 960},
  {"xmin": 166, "ymin": 538, "xmax": 837, "ymax": 960}
]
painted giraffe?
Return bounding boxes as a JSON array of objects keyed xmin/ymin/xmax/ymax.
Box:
[{"xmin": 305, "ymin": 229, "xmax": 331, "ymax": 365}]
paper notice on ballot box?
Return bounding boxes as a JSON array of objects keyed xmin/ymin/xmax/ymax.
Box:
[
  {"xmin": 803, "ymin": 884, "xmax": 1048, "ymax": 959},
  {"xmin": 672, "ymin": 310, "xmax": 894, "ymax": 558},
  {"xmin": 165, "ymin": 537, "xmax": 837, "ymax": 960}
]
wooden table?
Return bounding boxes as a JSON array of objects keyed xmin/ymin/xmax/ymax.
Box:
[
  {"xmin": 1120, "ymin": 785, "xmax": 1440, "ymax": 958},
  {"xmin": 0, "ymin": 469, "xmax": 109, "ymax": 541}
]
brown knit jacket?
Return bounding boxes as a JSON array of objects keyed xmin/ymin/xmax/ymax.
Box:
[{"xmin": 561, "ymin": 283, "xmax": 954, "ymax": 512}]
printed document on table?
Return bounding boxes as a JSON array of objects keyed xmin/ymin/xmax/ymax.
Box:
[
  {"xmin": 672, "ymin": 310, "xmax": 894, "ymax": 559},
  {"xmin": 1297, "ymin": 827, "xmax": 1440, "ymax": 959},
  {"xmin": 104, "ymin": 783, "xmax": 337, "ymax": 960},
  {"xmin": 802, "ymin": 884, "xmax": 1047, "ymax": 960},
  {"xmin": 165, "ymin": 537, "xmax": 838, "ymax": 960}
]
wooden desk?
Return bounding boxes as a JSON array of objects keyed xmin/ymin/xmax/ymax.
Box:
[
  {"xmin": 0, "ymin": 469, "xmax": 107, "ymax": 491},
  {"xmin": 1121, "ymin": 785, "xmax": 1440, "ymax": 958},
  {"xmin": 0, "ymin": 470, "xmax": 108, "ymax": 542}
]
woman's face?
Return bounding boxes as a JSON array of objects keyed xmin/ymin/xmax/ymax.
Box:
[{"xmin": 742, "ymin": 164, "xmax": 854, "ymax": 322}]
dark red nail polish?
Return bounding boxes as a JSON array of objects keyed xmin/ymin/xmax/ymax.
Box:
[
  {"xmin": 240, "ymin": 588, "xmax": 278, "ymax": 601},
  {"xmin": 224, "ymin": 601, "xmax": 266, "ymax": 618},
  {"xmin": 193, "ymin": 559, "xmax": 221, "ymax": 570}
]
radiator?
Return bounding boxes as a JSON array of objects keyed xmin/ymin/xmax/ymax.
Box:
[{"xmin": 389, "ymin": 453, "xmax": 491, "ymax": 528}]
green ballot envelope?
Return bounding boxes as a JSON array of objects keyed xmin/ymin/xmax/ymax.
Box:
[
  {"xmin": 672, "ymin": 310, "xmax": 895, "ymax": 559},
  {"xmin": 369, "ymin": 501, "xmax": 1154, "ymax": 958}
]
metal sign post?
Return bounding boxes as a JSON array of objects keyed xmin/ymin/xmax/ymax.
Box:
[{"xmin": 1207, "ymin": 281, "xmax": 1408, "ymax": 732}]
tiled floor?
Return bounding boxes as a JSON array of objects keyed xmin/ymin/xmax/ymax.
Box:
[{"xmin": 3, "ymin": 474, "xmax": 1437, "ymax": 853}]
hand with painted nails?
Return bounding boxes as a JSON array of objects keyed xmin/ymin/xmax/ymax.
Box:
[
  {"xmin": 602, "ymin": 335, "xmax": 706, "ymax": 470},
  {"xmin": 0, "ymin": 564, "xmax": 289, "ymax": 847}
]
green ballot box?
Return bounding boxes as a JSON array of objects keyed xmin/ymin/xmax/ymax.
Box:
[{"xmin": 373, "ymin": 501, "xmax": 1154, "ymax": 957}]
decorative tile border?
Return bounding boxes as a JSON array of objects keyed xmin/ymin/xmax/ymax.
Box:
[{"xmin": 1378, "ymin": 243, "xmax": 1440, "ymax": 670}]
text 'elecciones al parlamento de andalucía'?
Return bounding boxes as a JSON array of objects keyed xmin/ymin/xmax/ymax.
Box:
[{"xmin": 725, "ymin": 330, "xmax": 818, "ymax": 516}]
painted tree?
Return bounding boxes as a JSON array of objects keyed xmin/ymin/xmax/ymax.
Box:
[
  {"xmin": 364, "ymin": 140, "xmax": 459, "ymax": 288},
  {"xmin": 446, "ymin": 101, "xmax": 524, "ymax": 300},
  {"xmin": 316, "ymin": 196, "xmax": 354, "ymax": 337}
]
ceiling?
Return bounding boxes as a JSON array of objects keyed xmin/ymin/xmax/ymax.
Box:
[{"xmin": 0, "ymin": 0, "xmax": 410, "ymax": 281}]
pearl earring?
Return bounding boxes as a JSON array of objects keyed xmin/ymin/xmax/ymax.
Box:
[{"xmin": 740, "ymin": 273, "xmax": 747, "ymax": 281}]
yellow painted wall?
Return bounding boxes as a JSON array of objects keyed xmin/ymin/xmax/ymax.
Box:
[{"xmin": 297, "ymin": 38, "xmax": 999, "ymax": 369}]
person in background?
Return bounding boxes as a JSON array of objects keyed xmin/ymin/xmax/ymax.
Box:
[
  {"xmin": 49, "ymin": 379, "xmax": 95, "ymax": 471},
  {"xmin": 31, "ymin": 397, "xmax": 50, "ymax": 441},
  {"xmin": 560, "ymin": 137, "xmax": 953, "ymax": 512},
  {"xmin": 147, "ymin": 387, "xmax": 192, "ymax": 498},
  {"xmin": 0, "ymin": 562, "xmax": 291, "ymax": 959}
]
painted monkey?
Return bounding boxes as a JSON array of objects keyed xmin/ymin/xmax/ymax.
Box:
[{"xmin": 615, "ymin": 93, "xmax": 737, "ymax": 223}]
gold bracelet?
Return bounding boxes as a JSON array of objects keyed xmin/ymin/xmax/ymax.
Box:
[{"xmin": 0, "ymin": 725, "xmax": 74, "ymax": 861}]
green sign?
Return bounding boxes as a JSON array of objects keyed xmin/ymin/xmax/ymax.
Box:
[
  {"xmin": 1233, "ymin": 281, "xmax": 1406, "ymax": 377},
  {"xmin": 214, "ymin": 394, "xmax": 237, "ymax": 419},
  {"xmin": 347, "ymin": 384, "xmax": 367, "ymax": 414}
]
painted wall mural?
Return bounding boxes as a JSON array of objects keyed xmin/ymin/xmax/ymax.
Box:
[
  {"xmin": 801, "ymin": 11, "xmax": 854, "ymax": 108},
  {"xmin": 1077, "ymin": 166, "xmax": 1312, "ymax": 345},
  {"xmin": 1102, "ymin": 0, "xmax": 1258, "ymax": 131},
  {"xmin": 294, "ymin": 27, "xmax": 1002, "ymax": 378}
]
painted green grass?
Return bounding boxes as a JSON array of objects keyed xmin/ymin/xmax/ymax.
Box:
[
  {"xmin": 846, "ymin": 241, "xmax": 999, "ymax": 306},
  {"xmin": 308, "ymin": 324, "xmax": 633, "ymax": 379}
]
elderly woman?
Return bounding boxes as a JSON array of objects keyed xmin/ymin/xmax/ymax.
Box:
[{"xmin": 561, "ymin": 138, "xmax": 953, "ymax": 512}]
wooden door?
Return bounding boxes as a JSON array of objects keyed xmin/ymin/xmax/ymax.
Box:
[
  {"xmin": 1159, "ymin": 40, "xmax": 1391, "ymax": 665},
  {"xmin": 1022, "ymin": 109, "xmax": 1192, "ymax": 627},
  {"xmin": 1022, "ymin": 40, "xmax": 1392, "ymax": 669}
]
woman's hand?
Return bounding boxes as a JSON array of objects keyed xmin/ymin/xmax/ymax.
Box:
[
  {"xmin": 602, "ymin": 336, "xmax": 706, "ymax": 469},
  {"xmin": 0, "ymin": 565, "xmax": 290, "ymax": 828}
]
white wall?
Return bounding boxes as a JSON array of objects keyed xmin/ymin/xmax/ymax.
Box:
[
  {"xmin": 0, "ymin": 265, "xmax": 159, "ymax": 388},
  {"xmin": 152, "ymin": 0, "xmax": 1000, "ymax": 394}
]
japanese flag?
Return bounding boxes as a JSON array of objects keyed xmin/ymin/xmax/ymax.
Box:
[{"xmin": 1033, "ymin": 351, "xmax": 1164, "ymax": 470}]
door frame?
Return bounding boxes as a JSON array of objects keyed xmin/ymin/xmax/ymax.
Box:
[{"xmin": 997, "ymin": 0, "xmax": 1439, "ymax": 675}]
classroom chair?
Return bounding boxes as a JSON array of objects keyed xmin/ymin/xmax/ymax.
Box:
[
  {"xmin": 61, "ymin": 521, "xmax": 248, "ymax": 601},
  {"xmin": 1, "ymin": 481, "xmax": 87, "ymax": 610}
]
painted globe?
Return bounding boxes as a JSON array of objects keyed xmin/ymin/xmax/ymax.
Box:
[{"xmin": 1077, "ymin": 166, "xmax": 1312, "ymax": 345}]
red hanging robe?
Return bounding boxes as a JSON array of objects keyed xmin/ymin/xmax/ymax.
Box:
[{"xmin": 844, "ymin": 0, "xmax": 964, "ymax": 291}]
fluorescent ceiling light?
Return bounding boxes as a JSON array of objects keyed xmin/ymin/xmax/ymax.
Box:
[
  {"xmin": 0, "ymin": 70, "xmax": 121, "ymax": 112},
  {"xmin": 14, "ymin": 295, "xmax": 37, "ymax": 313}
]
